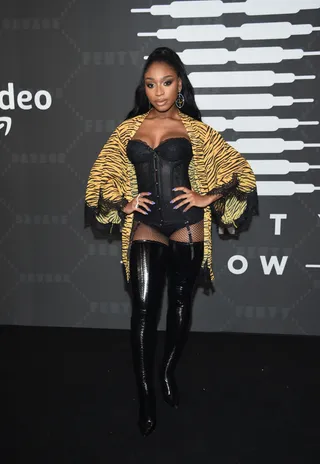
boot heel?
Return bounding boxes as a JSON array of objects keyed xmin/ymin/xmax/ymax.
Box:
[{"xmin": 160, "ymin": 367, "xmax": 180, "ymax": 408}]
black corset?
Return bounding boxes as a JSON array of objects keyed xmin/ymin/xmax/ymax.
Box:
[{"xmin": 126, "ymin": 137, "xmax": 204, "ymax": 226}]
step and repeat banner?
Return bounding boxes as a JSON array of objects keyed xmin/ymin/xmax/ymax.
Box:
[{"xmin": 1, "ymin": 0, "xmax": 320, "ymax": 334}]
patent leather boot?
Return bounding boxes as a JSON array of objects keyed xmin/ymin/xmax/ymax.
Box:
[
  {"xmin": 129, "ymin": 240, "xmax": 168, "ymax": 436},
  {"xmin": 160, "ymin": 240, "xmax": 204, "ymax": 408}
]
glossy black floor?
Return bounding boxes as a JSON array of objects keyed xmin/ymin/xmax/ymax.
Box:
[{"xmin": 1, "ymin": 326, "xmax": 320, "ymax": 463}]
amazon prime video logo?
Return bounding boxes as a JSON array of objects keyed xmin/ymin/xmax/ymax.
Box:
[{"xmin": 0, "ymin": 82, "xmax": 52, "ymax": 136}]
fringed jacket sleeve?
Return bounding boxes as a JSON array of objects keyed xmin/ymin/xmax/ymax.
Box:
[
  {"xmin": 84, "ymin": 127, "xmax": 129, "ymax": 234},
  {"xmin": 204, "ymin": 126, "xmax": 259, "ymax": 238}
]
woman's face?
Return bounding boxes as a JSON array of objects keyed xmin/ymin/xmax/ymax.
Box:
[{"xmin": 144, "ymin": 61, "xmax": 182, "ymax": 112}]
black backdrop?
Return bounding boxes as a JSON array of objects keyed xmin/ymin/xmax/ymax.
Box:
[{"xmin": 1, "ymin": 0, "xmax": 320, "ymax": 334}]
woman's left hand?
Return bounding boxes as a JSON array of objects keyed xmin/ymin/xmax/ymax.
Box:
[{"xmin": 170, "ymin": 187, "xmax": 222, "ymax": 212}]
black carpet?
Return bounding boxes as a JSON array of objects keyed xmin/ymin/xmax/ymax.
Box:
[{"xmin": 1, "ymin": 326, "xmax": 320, "ymax": 463}]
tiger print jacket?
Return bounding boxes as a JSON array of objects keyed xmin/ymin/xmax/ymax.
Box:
[{"xmin": 84, "ymin": 109, "xmax": 259, "ymax": 288}]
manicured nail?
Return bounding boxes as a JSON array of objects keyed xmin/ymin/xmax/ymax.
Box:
[
  {"xmin": 170, "ymin": 200, "xmax": 174, "ymax": 203},
  {"xmin": 173, "ymin": 206, "xmax": 178, "ymax": 209},
  {"xmin": 172, "ymin": 188, "xmax": 176, "ymax": 191},
  {"xmin": 151, "ymin": 201, "xmax": 155, "ymax": 204},
  {"xmin": 147, "ymin": 192, "xmax": 152, "ymax": 195},
  {"xmin": 147, "ymin": 207, "xmax": 151, "ymax": 212},
  {"xmin": 144, "ymin": 212, "xmax": 148, "ymax": 215}
]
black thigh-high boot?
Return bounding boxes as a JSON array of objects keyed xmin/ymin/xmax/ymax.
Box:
[
  {"xmin": 130, "ymin": 240, "xmax": 168, "ymax": 436},
  {"xmin": 160, "ymin": 240, "xmax": 204, "ymax": 408}
]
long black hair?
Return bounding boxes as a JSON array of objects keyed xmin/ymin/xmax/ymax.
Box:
[{"xmin": 125, "ymin": 47, "xmax": 202, "ymax": 121}]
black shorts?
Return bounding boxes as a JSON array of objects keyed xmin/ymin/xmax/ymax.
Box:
[{"xmin": 133, "ymin": 216, "xmax": 203, "ymax": 239}]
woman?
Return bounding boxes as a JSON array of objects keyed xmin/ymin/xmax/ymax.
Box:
[{"xmin": 85, "ymin": 47, "xmax": 258, "ymax": 437}]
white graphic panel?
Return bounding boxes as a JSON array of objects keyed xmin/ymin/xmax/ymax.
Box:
[{"xmin": 132, "ymin": 0, "xmax": 320, "ymax": 198}]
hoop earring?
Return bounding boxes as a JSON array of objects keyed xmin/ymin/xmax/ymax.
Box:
[{"xmin": 175, "ymin": 92, "xmax": 185, "ymax": 109}]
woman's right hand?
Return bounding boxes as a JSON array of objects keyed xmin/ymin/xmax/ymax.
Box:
[{"xmin": 122, "ymin": 192, "xmax": 154, "ymax": 215}]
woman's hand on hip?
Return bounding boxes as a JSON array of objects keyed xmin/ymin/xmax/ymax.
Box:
[
  {"xmin": 122, "ymin": 192, "xmax": 154, "ymax": 215},
  {"xmin": 170, "ymin": 187, "xmax": 223, "ymax": 212}
]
